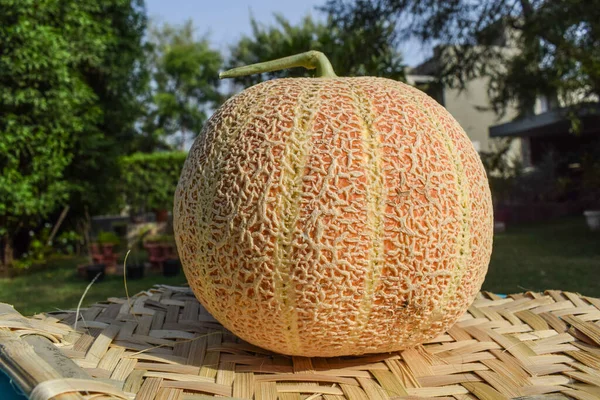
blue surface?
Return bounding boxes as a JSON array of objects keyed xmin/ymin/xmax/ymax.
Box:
[{"xmin": 0, "ymin": 369, "xmax": 27, "ymax": 399}]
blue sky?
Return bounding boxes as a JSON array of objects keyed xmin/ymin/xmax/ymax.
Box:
[{"xmin": 145, "ymin": 0, "xmax": 429, "ymax": 67}]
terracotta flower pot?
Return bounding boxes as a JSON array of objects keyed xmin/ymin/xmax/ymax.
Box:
[
  {"xmin": 90, "ymin": 243, "xmax": 103, "ymax": 263},
  {"xmin": 101, "ymin": 243, "xmax": 115, "ymax": 257},
  {"xmin": 144, "ymin": 243, "xmax": 165, "ymax": 269},
  {"xmin": 159, "ymin": 243, "xmax": 177, "ymax": 259},
  {"xmin": 155, "ymin": 209, "xmax": 169, "ymax": 223},
  {"xmin": 86, "ymin": 263, "xmax": 106, "ymax": 282}
]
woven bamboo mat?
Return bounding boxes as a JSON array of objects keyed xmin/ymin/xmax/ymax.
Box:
[{"xmin": 2, "ymin": 286, "xmax": 600, "ymax": 400}]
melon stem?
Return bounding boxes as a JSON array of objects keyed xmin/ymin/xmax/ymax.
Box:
[{"xmin": 219, "ymin": 51, "xmax": 338, "ymax": 79}]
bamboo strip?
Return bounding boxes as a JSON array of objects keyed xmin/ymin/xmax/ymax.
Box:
[
  {"xmin": 0, "ymin": 303, "xmax": 93, "ymax": 400},
  {"xmin": 3, "ymin": 287, "xmax": 600, "ymax": 399},
  {"xmin": 255, "ymin": 381, "xmax": 278, "ymax": 400}
]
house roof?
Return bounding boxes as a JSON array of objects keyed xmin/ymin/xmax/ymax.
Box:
[
  {"xmin": 409, "ymin": 55, "xmax": 438, "ymax": 76},
  {"xmin": 489, "ymin": 103, "xmax": 600, "ymax": 138}
]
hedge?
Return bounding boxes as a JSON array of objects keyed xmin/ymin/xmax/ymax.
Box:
[{"xmin": 120, "ymin": 151, "xmax": 187, "ymax": 212}]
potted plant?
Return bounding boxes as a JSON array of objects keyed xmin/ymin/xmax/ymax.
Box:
[
  {"xmin": 125, "ymin": 248, "xmax": 146, "ymax": 280},
  {"xmin": 79, "ymin": 243, "xmax": 106, "ymax": 282},
  {"xmin": 143, "ymin": 234, "xmax": 166, "ymax": 270},
  {"xmin": 121, "ymin": 226, "xmax": 153, "ymax": 280},
  {"xmin": 158, "ymin": 235, "xmax": 179, "ymax": 277},
  {"xmin": 97, "ymin": 230, "xmax": 120, "ymax": 252},
  {"xmin": 86, "ymin": 262, "xmax": 106, "ymax": 282},
  {"xmin": 96, "ymin": 231, "xmax": 121, "ymax": 274},
  {"xmin": 162, "ymin": 258, "xmax": 181, "ymax": 277},
  {"xmin": 143, "ymin": 234, "xmax": 179, "ymax": 274},
  {"xmin": 156, "ymin": 234, "xmax": 176, "ymax": 258}
]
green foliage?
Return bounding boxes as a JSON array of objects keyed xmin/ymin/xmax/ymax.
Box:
[
  {"xmin": 55, "ymin": 230, "xmax": 83, "ymax": 255},
  {"xmin": 11, "ymin": 227, "xmax": 54, "ymax": 270},
  {"xmin": 0, "ymin": 256, "xmax": 187, "ymax": 315},
  {"xmin": 324, "ymin": 0, "xmax": 600, "ymax": 117},
  {"xmin": 64, "ymin": 0, "xmax": 149, "ymax": 216},
  {"xmin": 483, "ymin": 141, "xmax": 600, "ymax": 207},
  {"xmin": 121, "ymin": 151, "xmax": 187, "ymax": 213},
  {"xmin": 144, "ymin": 234, "xmax": 175, "ymax": 244},
  {"xmin": 138, "ymin": 20, "xmax": 222, "ymax": 151},
  {"xmin": 480, "ymin": 138, "xmax": 520, "ymax": 178},
  {"xmin": 506, "ymin": 153, "xmax": 571, "ymax": 204},
  {"xmin": 9, "ymin": 225, "xmax": 82, "ymax": 270},
  {"xmin": 480, "ymin": 138, "xmax": 523, "ymax": 205},
  {"xmin": 0, "ymin": 1, "xmax": 98, "ymax": 232},
  {"xmin": 227, "ymin": 13, "xmax": 405, "ymax": 88},
  {"xmin": 97, "ymin": 231, "xmax": 121, "ymax": 246},
  {"xmin": 0, "ymin": 0, "xmax": 148, "ymax": 268},
  {"xmin": 11, "ymin": 227, "xmax": 83, "ymax": 270}
]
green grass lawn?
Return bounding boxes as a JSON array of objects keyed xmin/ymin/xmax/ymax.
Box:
[
  {"xmin": 483, "ymin": 216, "xmax": 600, "ymax": 296},
  {"xmin": 0, "ymin": 257, "xmax": 187, "ymax": 316},
  {"xmin": 1, "ymin": 216, "xmax": 598, "ymax": 316}
]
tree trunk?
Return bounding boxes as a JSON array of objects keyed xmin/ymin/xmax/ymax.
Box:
[
  {"xmin": 82, "ymin": 207, "xmax": 93, "ymax": 264},
  {"xmin": 180, "ymin": 129, "xmax": 186, "ymax": 151},
  {"xmin": 47, "ymin": 205, "xmax": 70, "ymax": 246},
  {"xmin": 0, "ymin": 233, "xmax": 14, "ymax": 278}
]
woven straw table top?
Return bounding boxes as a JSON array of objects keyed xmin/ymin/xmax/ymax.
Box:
[{"xmin": 2, "ymin": 286, "xmax": 600, "ymax": 400}]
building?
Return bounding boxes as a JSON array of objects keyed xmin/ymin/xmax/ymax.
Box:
[
  {"xmin": 489, "ymin": 103, "xmax": 600, "ymax": 169},
  {"xmin": 406, "ymin": 42, "xmax": 600, "ymax": 223},
  {"xmin": 406, "ymin": 43, "xmax": 599, "ymax": 171},
  {"xmin": 406, "ymin": 61, "xmax": 519, "ymax": 156}
]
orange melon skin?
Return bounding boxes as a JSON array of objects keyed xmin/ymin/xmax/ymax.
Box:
[{"xmin": 174, "ymin": 77, "xmax": 493, "ymax": 357}]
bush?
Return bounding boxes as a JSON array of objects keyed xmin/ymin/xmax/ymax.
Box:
[
  {"xmin": 120, "ymin": 151, "xmax": 187, "ymax": 213},
  {"xmin": 144, "ymin": 234, "xmax": 175, "ymax": 244},
  {"xmin": 97, "ymin": 231, "xmax": 121, "ymax": 246},
  {"xmin": 482, "ymin": 137, "xmax": 600, "ymax": 209},
  {"xmin": 12, "ymin": 226, "xmax": 54, "ymax": 270},
  {"xmin": 55, "ymin": 230, "xmax": 82, "ymax": 255}
]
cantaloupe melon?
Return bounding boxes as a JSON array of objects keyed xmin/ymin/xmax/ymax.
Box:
[{"xmin": 174, "ymin": 51, "xmax": 493, "ymax": 357}]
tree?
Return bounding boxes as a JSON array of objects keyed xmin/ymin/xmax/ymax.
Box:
[
  {"xmin": 66, "ymin": 0, "xmax": 149, "ymax": 220},
  {"xmin": 226, "ymin": 13, "xmax": 405, "ymax": 89},
  {"xmin": 0, "ymin": 0, "xmax": 148, "ymax": 271},
  {"xmin": 140, "ymin": 20, "xmax": 222, "ymax": 151},
  {"xmin": 120, "ymin": 152, "xmax": 188, "ymax": 215},
  {"xmin": 323, "ymin": 0, "xmax": 600, "ymax": 117}
]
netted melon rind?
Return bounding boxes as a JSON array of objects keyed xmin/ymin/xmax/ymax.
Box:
[{"xmin": 174, "ymin": 77, "xmax": 493, "ymax": 357}]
